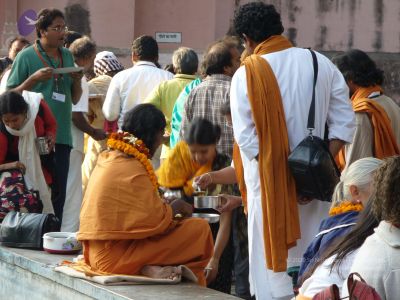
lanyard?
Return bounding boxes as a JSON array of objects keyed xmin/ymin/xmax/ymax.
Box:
[
  {"xmin": 34, "ymin": 41, "xmax": 64, "ymax": 92},
  {"xmin": 34, "ymin": 41, "xmax": 63, "ymax": 69}
]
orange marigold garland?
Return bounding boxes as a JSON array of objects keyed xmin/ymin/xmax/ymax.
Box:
[
  {"xmin": 107, "ymin": 132, "xmax": 158, "ymax": 189},
  {"xmin": 329, "ymin": 200, "xmax": 363, "ymax": 216}
]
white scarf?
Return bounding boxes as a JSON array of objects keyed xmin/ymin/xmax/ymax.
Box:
[{"xmin": 5, "ymin": 91, "xmax": 54, "ymax": 213}]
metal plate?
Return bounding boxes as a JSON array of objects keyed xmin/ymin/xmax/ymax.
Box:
[{"xmin": 192, "ymin": 213, "xmax": 220, "ymax": 223}]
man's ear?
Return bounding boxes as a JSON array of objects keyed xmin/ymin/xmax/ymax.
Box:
[{"xmin": 131, "ymin": 52, "xmax": 139, "ymax": 64}]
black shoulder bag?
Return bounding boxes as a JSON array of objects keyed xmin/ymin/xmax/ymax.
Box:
[
  {"xmin": 0, "ymin": 211, "xmax": 60, "ymax": 249},
  {"xmin": 288, "ymin": 50, "xmax": 340, "ymax": 202}
]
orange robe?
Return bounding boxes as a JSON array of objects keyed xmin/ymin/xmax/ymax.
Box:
[{"xmin": 77, "ymin": 150, "xmax": 214, "ymax": 286}]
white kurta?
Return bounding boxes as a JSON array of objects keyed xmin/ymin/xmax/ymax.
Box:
[{"xmin": 230, "ymin": 47, "xmax": 355, "ymax": 299}]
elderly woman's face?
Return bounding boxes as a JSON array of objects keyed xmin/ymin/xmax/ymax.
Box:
[
  {"xmin": 349, "ymin": 183, "xmax": 373, "ymax": 206},
  {"xmin": 2, "ymin": 113, "xmax": 26, "ymax": 130}
]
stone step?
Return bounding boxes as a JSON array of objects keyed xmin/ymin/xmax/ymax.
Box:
[{"xmin": 0, "ymin": 246, "xmax": 239, "ymax": 300}]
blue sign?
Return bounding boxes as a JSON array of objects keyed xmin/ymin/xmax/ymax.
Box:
[{"xmin": 18, "ymin": 9, "xmax": 37, "ymax": 36}]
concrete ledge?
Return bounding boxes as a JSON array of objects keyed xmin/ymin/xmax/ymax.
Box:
[{"xmin": 0, "ymin": 246, "xmax": 238, "ymax": 300}]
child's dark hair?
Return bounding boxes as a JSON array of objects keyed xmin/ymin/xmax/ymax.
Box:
[
  {"xmin": 185, "ymin": 118, "xmax": 221, "ymax": 145},
  {"xmin": 0, "ymin": 91, "xmax": 28, "ymax": 117}
]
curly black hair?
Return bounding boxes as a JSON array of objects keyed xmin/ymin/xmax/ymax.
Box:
[
  {"xmin": 36, "ymin": 8, "xmax": 65, "ymax": 38},
  {"xmin": 332, "ymin": 49, "xmax": 384, "ymax": 87},
  {"xmin": 131, "ymin": 35, "xmax": 158, "ymax": 62},
  {"xmin": 372, "ymin": 156, "xmax": 400, "ymax": 224},
  {"xmin": 233, "ymin": 2, "xmax": 284, "ymax": 43},
  {"xmin": 122, "ymin": 104, "xmax": 166, "ymax": 155}
]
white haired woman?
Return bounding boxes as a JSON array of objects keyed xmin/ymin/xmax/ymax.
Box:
[{"xmin": 298, "ymin": 157, "xmax": 383, "ymax": 281}]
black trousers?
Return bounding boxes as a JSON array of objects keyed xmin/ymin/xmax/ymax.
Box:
[{"xmin": 51, "ymin": 143, "xmax": 71, "ymax": 222}]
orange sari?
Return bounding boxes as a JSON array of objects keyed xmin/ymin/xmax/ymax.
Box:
[
  {"xmin": 75, "ymin": 150, "xmax": 214, "ymax": 285},
  {"xmin": 156, "ymin": 141, "xmax": 212, "ymax": 196}
]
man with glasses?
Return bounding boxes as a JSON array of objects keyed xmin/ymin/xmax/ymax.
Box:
[{"xmin": 7, "ymin": 8, "xmax": 83, "ymax": 221}]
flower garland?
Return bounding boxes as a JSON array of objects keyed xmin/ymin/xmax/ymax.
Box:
[
  {"xmin": 107, "ymin": 132, "xmax": 158, "ymax": 189},
  {"xmin": 329, "ymin": 200, "xmax": 363, "ymax": 216}
]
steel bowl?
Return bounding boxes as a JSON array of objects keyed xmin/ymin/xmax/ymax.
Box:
[
  {"xmin": 192, "ymin": 213, "xmax": 220, "ymax": 223},
  {"xmin": 194, "ymin": 195, "xmax": 224, "ymax": 209}
]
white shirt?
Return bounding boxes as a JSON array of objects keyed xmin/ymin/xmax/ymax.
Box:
[
  {"xmin": 0, "ymin": 69, "xmax": 11, "ymax": 94},
  {"xmin": 72, "ymin": 76, "xmax": 89, "ymax": 113},
  {"xmin": 230, "ymin": 47, "xmax": 356, "ymax": 162},
  {"xmin": 299, "ymin": 251, "xmax": 357, "ymax": 298},
  {"xmin": 102, "ymin": 61, "xmax": 173, "ymax": 128}
]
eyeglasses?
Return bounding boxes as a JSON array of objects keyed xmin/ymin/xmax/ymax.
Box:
[{"xmin": 48, "ymin": 26, "xmax": 68, "ymax": 33}]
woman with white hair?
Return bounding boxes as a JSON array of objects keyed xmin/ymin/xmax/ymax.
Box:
[{"xmin": 295, "ymin": 157, "xmax": 383, "ymax": 298}]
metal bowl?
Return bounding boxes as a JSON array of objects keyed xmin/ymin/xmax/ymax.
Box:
[
  {"xmin": 192, "ymin": 213, "xmax": 220, "ymax": 223},
  {"xmin": 194, "ymin": 195, "xmax": 224, "ymax": 209}
]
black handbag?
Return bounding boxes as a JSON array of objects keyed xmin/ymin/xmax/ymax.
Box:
[
  {"xmin": 0, "ymin": 211, "xmax": 60, "ymax": 249},
  {"xmin": 288, "ymin": 49, "xmax": 340, "ymax": 202}
]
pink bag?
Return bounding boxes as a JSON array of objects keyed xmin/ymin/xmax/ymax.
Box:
[{"xmin": 312, "ymin": 272, "xmax": 381, "ymax": 300}]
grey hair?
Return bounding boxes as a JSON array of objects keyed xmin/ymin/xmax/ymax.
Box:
[
  {"xmin": 330, "ymin": 157, "xmax": 383, "ymax": 208},
  {"xmin": 172, "ymin": 47, "xmax": 198, "ymax": 75},
  {"xmin": 69, "ymin": 36, "xmax": 96, "ymax": 59}
]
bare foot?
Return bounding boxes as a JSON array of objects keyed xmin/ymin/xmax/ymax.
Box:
[{"xmin": 140, "ymin": 265, "xmax": 182, "ymax": 280}]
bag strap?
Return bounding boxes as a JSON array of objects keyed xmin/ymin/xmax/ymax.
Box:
[{"xmin": 307, "ymin": 49, "xmax": 318, "ymax": 135}]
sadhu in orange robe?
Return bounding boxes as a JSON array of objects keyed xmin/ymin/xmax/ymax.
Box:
[{"xmin": 76, "ymin": 150, "xmax": 214, "ymax": 286}]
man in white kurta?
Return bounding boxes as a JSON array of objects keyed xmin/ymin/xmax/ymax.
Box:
[
  {"xmin": 102, "ymin": 36, "xmax": 172, "ymax": 168},
  {"xmin": 230, "ymin": 3, "xmax": 355, "ymax": 299}
]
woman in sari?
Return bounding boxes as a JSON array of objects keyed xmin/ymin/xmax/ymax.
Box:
[
  {"xmin": 157, "ymin": 118, "xmax": 235, "ymax": 294},
  {"xmin": 77, "ymin": 104, "xmax": 214, "ymax": 285}
]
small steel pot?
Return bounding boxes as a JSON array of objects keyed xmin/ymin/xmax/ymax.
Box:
[
  {"xmin": 194, "ymin": 195, "xmax": 224, "ymax": 209},
  {"xmin": 192, "ymin": 213, "xmax": 220, "ymax": 223}
]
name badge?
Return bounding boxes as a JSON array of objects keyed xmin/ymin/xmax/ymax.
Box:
[{"xmin": 52, "ymin": 92, "xmax": 66, "ymax": 103}]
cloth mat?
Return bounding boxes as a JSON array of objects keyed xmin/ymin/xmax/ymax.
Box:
[{"xmin": 55, "ymin": 260, "xmax": 198, "ymax": 285}]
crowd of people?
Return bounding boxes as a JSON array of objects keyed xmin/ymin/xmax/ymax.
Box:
[{"xmin": 0, "ymin": 2, "xmax": 400, "ymax": 300}]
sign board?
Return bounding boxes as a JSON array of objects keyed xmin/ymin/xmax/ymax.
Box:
[{"xmin": 155, "ymin": 32, "xmax": 182, "ymax": 43}]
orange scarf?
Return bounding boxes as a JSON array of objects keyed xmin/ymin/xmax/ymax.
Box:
[
  {"xmin": 232, "ymin": 142, "xmax": 247, "ymax": 213},
  {"xmin": 337, "ymin": 86, "xmax": 400, "ymax": 169},
  {"xmin": 156, "ymin": 141, "xmax": 212, "ymax": 196},
  {"xmin": 232, "ymin": 35, "xmax": 300, "ymax": 272}
]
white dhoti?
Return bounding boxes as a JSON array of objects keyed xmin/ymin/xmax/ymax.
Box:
[
  {"xmin": 243, "ymin": 154, "xmax": 330, "ymax": 300},
  {"xmin": 62, "ymin": 124, "xmax": 84, "ymax": 232}
]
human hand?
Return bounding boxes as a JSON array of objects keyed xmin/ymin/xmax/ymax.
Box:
[
  {"xmin": 31, "ymin": 67, "xmax": 53, "ymax": 82},
  {"xmin": 170, "ymin": 199, "xmax": 193, "ymax": 218},
  {"xmin": 9, "ymin": 161, "xmax": 26, "ymax": 174},
  {"xmin": 205, "ymin": 257, "xmax": 219, "ymax": 285},
  {"xmin": 91, "ymin": 128, "xmax": 107, "ymax": 141},
  {"xmin": 46, "ymin": 133, "xmax": 56, "ymax": 151},
  {"xmin": 70, "ymin": 70, "xmax": 83, "ymax": 82},
  {"xmin": 193, "ymin": 173, "xmax": 213, "ymax": 190},
  {"xmin": 217, "ymin": 194, "xmax": 242, "ymax": 213}
]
